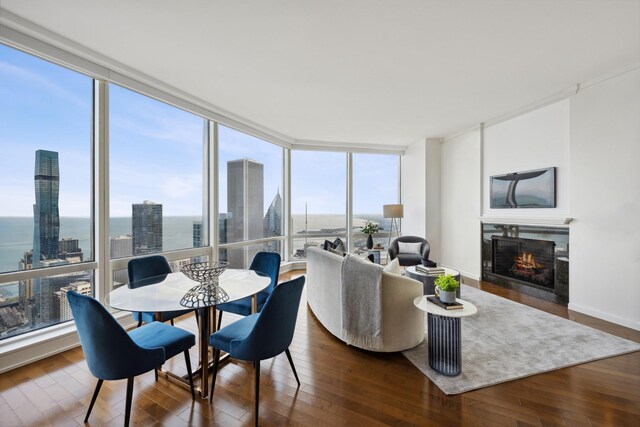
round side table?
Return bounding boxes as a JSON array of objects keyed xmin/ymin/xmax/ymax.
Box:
[{"xmin": 413, "ymin": 295, "xmax": 477, "ymax": 376}]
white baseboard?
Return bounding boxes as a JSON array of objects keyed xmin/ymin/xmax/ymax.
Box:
[
  {"xmin": 441, "ymin": 265, "xmax": 480, "ymax": 282},
  {"xmin": 568, "ymin": 303, "xmax": 640, "ymax": 331}
]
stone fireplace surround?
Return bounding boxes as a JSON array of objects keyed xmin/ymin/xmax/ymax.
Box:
[{"xmin": 481, "ymin": 220, "xmax": 570, "ymax": 305}]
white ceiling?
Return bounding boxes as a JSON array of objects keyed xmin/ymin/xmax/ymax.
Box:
[{"xmin": 1, "ymin": 0, "xmax": 639, "ymax": 146}]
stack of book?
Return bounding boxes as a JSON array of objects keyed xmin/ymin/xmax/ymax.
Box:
[
  {"xmin": 416, "ymin": 265, "xmax": 445, "ymax": 276},
  {"xmin": 427, "ymin": 296, "xmax": 464, "ymax": 310}
]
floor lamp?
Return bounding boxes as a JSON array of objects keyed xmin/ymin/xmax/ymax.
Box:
[{"xmin": 383, "ymin": 204, "xmax": 404, "ymax": 247}]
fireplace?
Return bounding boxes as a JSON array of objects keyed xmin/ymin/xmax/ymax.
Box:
[
  {"xmin": 482, "ymin": 224, "xmax": 569, "ymax": 305},
  {"xmin": 492, "ymin": 236, "xmax": 555, "ymax": 289}
]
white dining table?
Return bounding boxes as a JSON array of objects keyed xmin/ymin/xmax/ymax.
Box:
[{"xmin": 106, "ymin": 269, "xmax": 271, "ymax": 399}]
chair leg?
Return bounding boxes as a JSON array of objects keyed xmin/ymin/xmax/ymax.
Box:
[
  {"xmin": 285, "ymin": 348, "xmax": 300, "ymax": 387},
  {"xmin": 184, "ymin": 350, "xmax": 195, "ymax": 400},
  {"xmin": 154, "ymin": 368, "xmax": 158, "ymax": 381},
  {"xmin": 209, "ymin": 348, "xmax": 221, "ymax": 403},
  {"xmin": 195, "ymin": 310, "xmax": 199, "ymax": 328},
  {"xmin": 217, "ymin": 310, "xmax": 223, "ymax": 330},
  {"xmin": 84, "ymin": 379, "xmax": 103, "ymax": 422},
  {"xmin": 170, "ymin": 318, "xmax": 174, "ymax": 326},
  {"xmin": 137, "ymin": 319, "xmax": 142, "ymax": 328},
  {"xmin": 124, "ymin": 377, "xmax": 134, "ymax": 427},
  {"xmin": 254, "ymin": 360, "xmax": 260, "ymax": 427}
]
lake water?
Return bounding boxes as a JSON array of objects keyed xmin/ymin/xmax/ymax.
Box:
[{"xmin": 0, "ymin": 214, "xmax": 390, "ymax": 273}]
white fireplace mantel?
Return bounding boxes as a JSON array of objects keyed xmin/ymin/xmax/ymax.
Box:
[{"xmin": 478, "ymin": 216, "xmax": 573, "ymax": 227}]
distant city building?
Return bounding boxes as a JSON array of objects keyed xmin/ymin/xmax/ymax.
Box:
[
  {"xmin": 132, "ymin": 201, "xmax": 163, "ymax": 255},
  {"xmin": 53, "ymin": 281, "xmax": 91, "ymax": 322},
  {"xmin": 59, "ymin": 238, "xmax": 83, "ymax": 262},
  {"xmin": 110, "ymin": 235, "xmax": 133, "ymax": 285},
  {"xmin": 227, "ymin": 159, "xmax": 264, "ymax": 267},
  {"xmin": 32, "ymin": 149, "xmax": 60, "ymax": 266},
  {"xmin": 110, "ymin": 235, "xmax": 133, "ymax": 258},
  {"xmin": 263, "ymin": 189, "xmax": 283, "ymax": 254},
  {"xmin": 218, "ymin": 213, "xmax": 230, "ymax": 263},
  {"xmin": 193, "ymin": 221, "xmax": 203, "ymax": 247},
  {"xmin": 192, "ymin": 221, "xmax": 206, "ymax": 263}
]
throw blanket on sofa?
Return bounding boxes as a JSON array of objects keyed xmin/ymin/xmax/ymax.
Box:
[{"xmin": 341, "ymin": 254, "xmax": 384, "ymax": 350}]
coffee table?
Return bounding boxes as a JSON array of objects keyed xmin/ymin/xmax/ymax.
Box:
[
  {"xmin": 406, "ymin": 266, "xmax": 461, "ymax": 297},
  {"xmin": 414, "ymin": 295, "xmax": 477, "ymax": 376}
]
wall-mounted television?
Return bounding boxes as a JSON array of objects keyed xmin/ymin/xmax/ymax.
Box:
[{"xmin": 490, "ymin": 167, "xmax": 556, "ymax": 208}]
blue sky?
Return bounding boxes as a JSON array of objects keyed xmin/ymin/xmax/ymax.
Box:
[{"xmin": 1, "ymin": 43, "xmax": 398, "ymax": 219}]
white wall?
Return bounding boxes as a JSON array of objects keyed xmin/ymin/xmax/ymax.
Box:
[
  {"xmin": 401, "ymin": 139, "xmax": 427, "ymax": 237},
  {"xmin": 438, "ymin": 69, "xmax": 640, "ymax": 329},
  {"xmin": 440, "ymin": 129, "xmax": 482, "ymax": 278},
  {"xmin": 569, "ymin": 68, "xmax": 640, "ymax": 330},
  {"xmin": 425, "ymin": 139, "xmax": 442, "ymax": 262},
  {"xmin": 401, "ymin": 138, "xmax": 442, "ymax": 261},
  {"xmin": 483, "ymin": 100, "xmax": 570, "ymax": 216}
]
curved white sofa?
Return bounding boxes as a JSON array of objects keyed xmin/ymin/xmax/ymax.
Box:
[{"xmin": 306, "ymin": 246, "xmax": 424, "ymax": 352}]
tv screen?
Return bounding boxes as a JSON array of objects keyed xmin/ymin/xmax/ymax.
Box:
[{"xmin": 490, "ymin": 167, "xmax": 556, "ymax": 208}]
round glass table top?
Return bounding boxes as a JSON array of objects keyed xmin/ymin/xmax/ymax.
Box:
[{"xmin": 106, "ymin": 269, "xmax": 271, "ymax": 312}]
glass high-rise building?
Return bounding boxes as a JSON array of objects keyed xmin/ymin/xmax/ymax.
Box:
[
  {"xmin": 132, "ymin": 201, "xmax": 163, "ymax": 255},
  {"xmin": 263, "ymin": 189, "xmax": 283, "ymax": 254},
  {"xmin": 32, "ymin": 150, "xmax": 60, "ymax": 267}
]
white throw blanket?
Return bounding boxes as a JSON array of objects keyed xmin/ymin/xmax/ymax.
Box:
[{"xmin": 341, "ymin": 254, "xmax": 384, "ymax": 350}]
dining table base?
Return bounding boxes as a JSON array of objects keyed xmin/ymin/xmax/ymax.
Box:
[{"xmin": 157, "ymin": 294, "xmax": 257, "ymax": 399}]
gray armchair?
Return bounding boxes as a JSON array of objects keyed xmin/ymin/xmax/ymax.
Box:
[{"xmin": 388, "ymin": 236, "xmax": 435, "ymax": 267}]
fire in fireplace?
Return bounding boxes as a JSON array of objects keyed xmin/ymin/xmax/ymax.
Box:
[{"xmin": 492, "ymin": 236, "xmax": 555, "ymax": 290}]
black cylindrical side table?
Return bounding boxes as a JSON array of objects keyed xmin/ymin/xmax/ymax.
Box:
[{"xmin": 414, "ymin": 296, "xmax": 478, "ymax": 377}]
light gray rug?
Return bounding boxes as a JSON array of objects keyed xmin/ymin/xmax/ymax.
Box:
[{"xmin": 402, "ymin": 284, "xmax": 640, "ymax": 395}]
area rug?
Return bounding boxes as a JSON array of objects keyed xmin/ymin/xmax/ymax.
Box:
[{"xmin": 402, "ymin": 284, "xmax": 640, "ymax": 395}]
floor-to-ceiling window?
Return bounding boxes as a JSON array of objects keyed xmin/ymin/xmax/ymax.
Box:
[
  {"xmin": 108, "ymin": 84, "xmax": 209, "ymax": 288},
  {"xmin": 0, "ymin": 38, "xmax": 402, "ymax": 348},
  {"xmin": 352, "ymin": 153, "xmax": 399, "ymax": 251},
  {"xmin": 217, "ymin": 125, "xmax": 284, "ymax": 268},
  {"xmin": 0, "ymin": 44, "xmax": 94, "ymax": 339},
  {"xmin": 290, "ymin": 151, "xmax": 347, "ymax": 258}
]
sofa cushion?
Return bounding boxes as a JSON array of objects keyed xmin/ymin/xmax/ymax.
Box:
[{"xmin": 383, "ymin": 258, "xmax": 401, "ymax": 275}]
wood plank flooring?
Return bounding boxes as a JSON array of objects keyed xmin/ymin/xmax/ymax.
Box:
[{"xmin": 0, "ymin": 270, "xmax": 638, "ymax": 426}]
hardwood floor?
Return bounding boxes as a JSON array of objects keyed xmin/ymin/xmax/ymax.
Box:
[{"xmin": 1, "ymin": 270, "xmax": 638, "ymax": 426}]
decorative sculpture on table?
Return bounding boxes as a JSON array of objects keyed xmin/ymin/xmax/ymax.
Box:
[{"xmin": 180, "ymin": 261, "xmax": 230, "ymax": 308}]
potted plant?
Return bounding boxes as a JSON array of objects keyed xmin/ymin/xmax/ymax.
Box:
[
  {"xmin": 434, "ymin": 274, "xmax": 460, "ymax": 303},
  {"xmin": 361, "ymin": 220, "xmax": 380, "ymax": 249}
]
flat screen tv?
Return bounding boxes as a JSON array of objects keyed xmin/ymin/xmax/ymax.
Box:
[{"xmin": 490, "ymin": 167, "xmax": 556, "ymax": 208}]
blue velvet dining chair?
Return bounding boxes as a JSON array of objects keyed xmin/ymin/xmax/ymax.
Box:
[
  {"xmin": 67, "ymin": 291, "xmax": 196, "ymax": 426},
  {"xmin": 208, "ymin": 275, "xmax": 305, "ymax": 426},
  {"xmin": 128, "ymin": 255, "xmax": 194, "ymax": 327},
  {"xmin": 216, "ymin": 251, "xmax": 281, "ymax": 329}
]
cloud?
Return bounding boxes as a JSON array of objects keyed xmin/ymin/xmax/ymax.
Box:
[
  {"xmin": 162, "ymin": 174, "xmax": 202, "ymax": 198},
  {"xmin": 0, "ymin": 60, "xmax": 89, "ymax": 109}
]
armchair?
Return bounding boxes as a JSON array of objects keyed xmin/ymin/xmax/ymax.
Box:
[{"xmin": 387, "ymin": 236, "xmax": 435, "ymax": 267}]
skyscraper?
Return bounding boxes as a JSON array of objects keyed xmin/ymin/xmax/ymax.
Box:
[
  {"xmin": 132, "ymin": 201, "xmax": 163, "ymax": 255},
  {"xmin": 227, "ymin": 159, "xmax": 263, "ymax": 267},
  {"xmin": 32, "ymin": 150, "xmax": 60, "ymax": 267},
  {"xmin": 110, "ymin": 235, "xmax": 133, "ymax": 285},
  {"xmin": 263, "ymin": 189, "xmax": 283, "ymax": 254}
]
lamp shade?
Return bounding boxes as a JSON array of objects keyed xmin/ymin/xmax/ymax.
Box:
[{"xmin": 383, "ymin": 204, "xmax": 404, "ymax": 218}]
